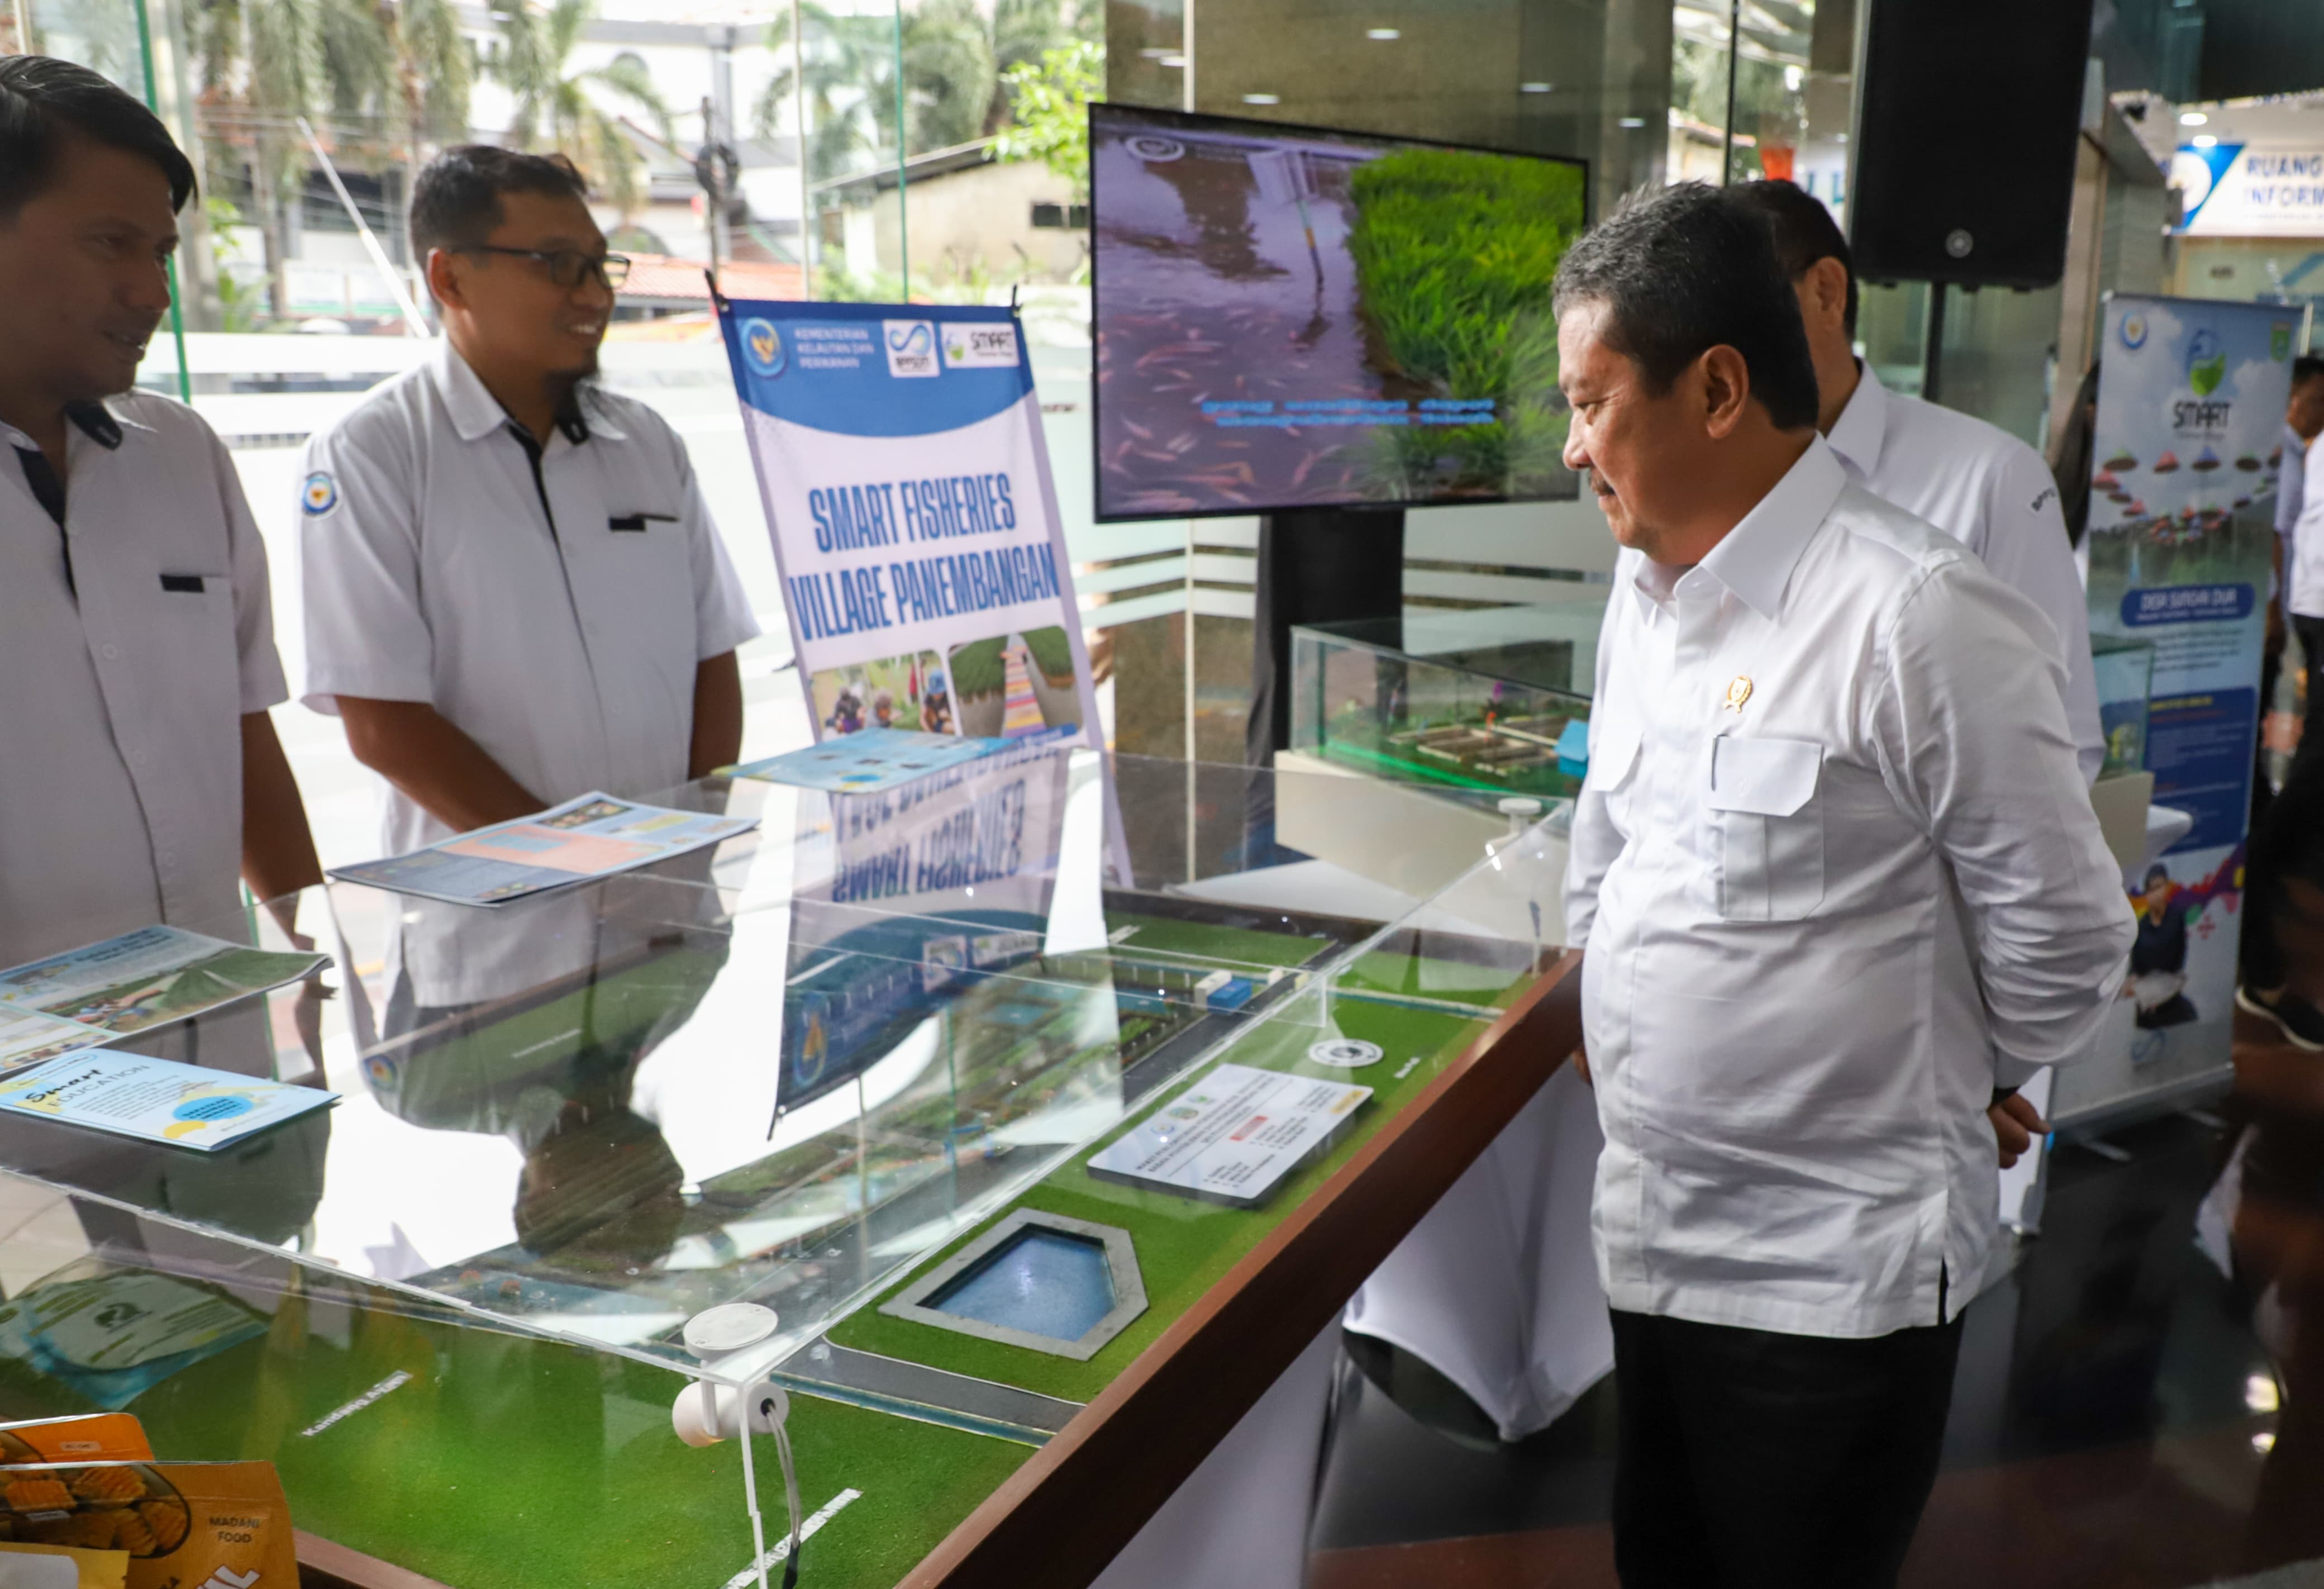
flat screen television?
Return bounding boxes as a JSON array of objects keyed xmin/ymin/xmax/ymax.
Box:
[{"xmin": 1090, "ymin": 103, "xmax": 1588, "ymax": 523}]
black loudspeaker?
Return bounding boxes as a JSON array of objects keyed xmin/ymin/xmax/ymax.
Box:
[{"xmin": 1847, "ymin": 0, "xmax": 2097, "ymax": 288}]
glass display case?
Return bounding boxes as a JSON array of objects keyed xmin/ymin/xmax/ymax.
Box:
[
  {"xmin": 0, "ymin": 749, "xmax": 1575, "ymax": 1588},
  {"xmin": 1288, "ymin": 595, "xmax": 1608, "ymax": 808},
  {"xmin": 2092, "ymin": 631, "xmax": 2158, "ymax": 779}
]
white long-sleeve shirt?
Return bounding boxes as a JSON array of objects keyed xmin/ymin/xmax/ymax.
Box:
[
  {"xmin": 1826, "ymin": 365, "xmax": 2106, "ymax": 783},
  {"xmin": 1566, "ymin": 437, "xmax": 2133, "ymax": 1339}
]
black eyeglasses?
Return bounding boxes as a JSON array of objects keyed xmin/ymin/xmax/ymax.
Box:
[{"xmin": 461, "ymin": 245, "xmax": 632, "ymax": 290}]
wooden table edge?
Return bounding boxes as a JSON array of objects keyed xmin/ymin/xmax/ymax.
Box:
[{"xmin": 899, "ymin": 949, "xmax": 1586, "ymax": 1588}]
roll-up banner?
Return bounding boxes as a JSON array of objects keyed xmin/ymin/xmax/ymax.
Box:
[
  {"xmin": 716, "ymin": 299, "xmax": 1104, "ymax": 749},
  {"xmin": 2059, "ymin": 292, "xmax": 2296, "ymax": 1123}
]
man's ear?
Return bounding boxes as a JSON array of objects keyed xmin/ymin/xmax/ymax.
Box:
[
  {"xmin": 1804, "ymin": 256, "xmax": 1850, "ymax": 332},
  {"xmin": 1699, "ymin": 344, "xmax": 1754, "ymax": 440},
  {"xmin": 424, "ymin": 247, "xmax": 465, "ymax": 312}
]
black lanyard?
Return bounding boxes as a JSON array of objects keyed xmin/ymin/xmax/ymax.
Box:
[{"xmin": 13, "ymin": 445, "xmax": 74, "ymax": 596}]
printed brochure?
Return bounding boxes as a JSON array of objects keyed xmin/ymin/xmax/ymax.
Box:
[
  {"xmin": 0, "ymin": 927, "xmax": 326, "ymax": 1073},
  {"xmin": 329, "ymin": 791, "xmax": 758, "ymax": 906},
  {"xmin": 730, "ymin": 727, "xmax": 1022, "ymax": 793},
  {"xmin": 0, "ymin": 1049, "xmax": 334, "ymax": 1152}
]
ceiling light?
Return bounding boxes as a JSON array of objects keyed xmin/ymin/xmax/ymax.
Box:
[
  {"xmin": 1520, "ymin": 82, "xmax": 1552, "ymax": 93},
  {"xmin": 1618, "ymin": 116, "xmax": 1646, "ymax": 128},
  {"xmin": 1835, "ymin": 132, "xmax": 1848, "ymax": 142},
  {"xmin": 2193, "ymin": 134, "xmax": 2218, "ymax": 147},
  {"xmin": 2181, "ymin": 111, "xmax": 2208, "ymax": 125},
  {"xmin": 1784, "ymin": 64, "xmax": 1803, "ymax": 91},
  {"xmin": 1366, "ymin": 27, "xmax": 1399, "ymax": 40},
  {"xmin": 1159, "ymin": 53, "xmax": 1186, "ymax": 66},
  {"xmin": 1139, "ymin": 46, "xmax": 1173, "ymax": 57},
  {"xmin": 1243, "ymin": 93, "xmax": 1280, "ymax": 105}
]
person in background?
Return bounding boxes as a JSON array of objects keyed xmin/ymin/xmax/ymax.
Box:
[
  {"xmin": 0, "ymin": 55, "xmax": 320, "ymax": 970},
  {"xmin": 1558, "ymin": 183, "xmax": 2132, "ymax": 1588},
  {"xmin": 2274, "ymin": 357, "xmax": 2324, "ymax": 627},
  {"xmin": 1732, "ymin": 181, "xmax": 2105, "ymax": 793},
  {"xmin": 2239, "ymin": 358, "xmax": 2324, "ymax": 1048},
  {"xmin": 298, "ymin": 146, "xmax": 758, "ymax": 866}
]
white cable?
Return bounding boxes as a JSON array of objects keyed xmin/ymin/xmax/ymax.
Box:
[{"xmin": 737, "ymin": 1384, "xmax": 771, "ymax": 1589}]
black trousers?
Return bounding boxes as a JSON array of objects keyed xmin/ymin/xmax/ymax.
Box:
[
  {"xmin": 2242, "ymin": 613, "xmax": 2324, "ymax": 988},
  {"xmin": 1609, "ymin": 1308, "xmax": 1964, "ymax": 1589}
]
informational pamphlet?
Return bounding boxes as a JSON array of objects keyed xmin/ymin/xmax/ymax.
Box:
[
  {"xmin": 330, "ymin": 791, "xmax": 759, "ymax": 906},
  {"xmin": 0, "ymin": 1048, "xmax": 334, "ymax": 1152},
  {"xmin": 730, "ymin": 727, "xmax": 1019, "ymax": 794},
  {"xmin": 0, "ymin": 926, "xmax": 326, "ymax": 1071},
  {"xmin": 1088, "ymin": 1062, "xmax": 1370, "ymax": 1208}
]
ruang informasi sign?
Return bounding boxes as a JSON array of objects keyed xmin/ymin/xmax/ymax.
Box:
[
  {"xmin": 2171, "ymin": 140, "xmax": 2324, "ymax": 236},
  {"xmin": 2071, "ymin": 292, "xmax": 2297, "ymax": 1111},
  {"xmin": 716, "ymin": 299, "xmax": 1106, "ymax": 751}
]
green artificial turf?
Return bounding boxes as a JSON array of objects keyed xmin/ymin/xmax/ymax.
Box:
[
  {"xmin": 0, "ymin": 1282, "xmax": 1027, "ymax": 1589},
  {"xmin": 824, "ymin": 995, "xmax": 1490, "ymax": 1402}
]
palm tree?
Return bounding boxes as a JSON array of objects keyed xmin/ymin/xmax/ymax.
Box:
[
  {"xmin": 753, "ymin": 3, "xmax": 903, "ymax": 185},
  {"xmin": 193, "ymin": 0, "xmax": 473, "ymax": 319},
  {"xmin": 901, "ymin": 0, "xmax": 993, "ymax": 154},
  {"xmin": 490, "ymin": 0, "xmax": 674, "ymax": 220}
]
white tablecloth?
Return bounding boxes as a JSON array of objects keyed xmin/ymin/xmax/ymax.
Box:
[{"xmin": 1343, "ymin": 1064, "xmax": 1613, "ymax": 1442}]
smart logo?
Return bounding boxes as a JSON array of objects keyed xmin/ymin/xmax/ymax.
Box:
[
  {"xmin": 2185, "ymin": 327, "xmax": 2227, "ymax": 397},
  {"xmin": 942, "ymin": 321, "xmax": 1021, "ymax": 369},
  {"xmin": 741, "ymin": 317, "xmax": 785, "ymax": 377},
  {"xmin": 2120, "ymin": 311, "xmax": 2149, "ymax": 351},
  {"xmin": 883, "ymin": 318, "xmax": 941, "ymax": 378}
]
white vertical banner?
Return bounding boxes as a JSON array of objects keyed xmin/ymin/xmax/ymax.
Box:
[{"xmin": 716, "ymin": 299, "xmax": 1106, "ymax": 749}]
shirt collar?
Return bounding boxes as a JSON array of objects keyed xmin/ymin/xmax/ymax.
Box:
[
  {"xmin": 1823, "ymin": 360, "xmax": 1887, "ymax": 479},
  {"xmin": 0, "ymin": 398, "xmax": 154, "ymax": 455},
  {"xmin": 429, "ymin": 339, "xmax": 622, "ymax": 446},
  {"xmin": 1692, "ymin": 434, "xmax": 1847, "ymax": 621}
]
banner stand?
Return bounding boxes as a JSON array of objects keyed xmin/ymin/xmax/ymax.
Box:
[
  {"xmin": 715, "ymin": 295, "xmax": 1133, "ymax": 887},
  {"xmin": 2053, "ymin": 292, "xmax": 2298, "ymax": 1126}
]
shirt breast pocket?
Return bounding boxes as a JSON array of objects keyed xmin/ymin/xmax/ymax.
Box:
[{"xmin": 1707, "ymin": 735, "xmax": 1825, "ymax": 922}]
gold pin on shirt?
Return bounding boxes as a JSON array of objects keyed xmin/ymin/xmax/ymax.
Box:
[{"xmin": 1725, "ymin": 675, "xmax": 1753, "ymax": 712}]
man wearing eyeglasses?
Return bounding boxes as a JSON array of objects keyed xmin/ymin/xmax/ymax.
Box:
[{"xmin": 298, "ymin": 147, "xmax": 758, "ymax": 982}]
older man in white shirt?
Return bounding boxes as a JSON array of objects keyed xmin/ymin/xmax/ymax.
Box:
[{"xmin": 1556, "ymin": 184, "xmax": 2133, "ymax": 1588}]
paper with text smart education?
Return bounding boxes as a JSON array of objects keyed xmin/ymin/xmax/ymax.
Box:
[
  {"xmin": 0, "ymin": 1048, "xmax": 335, "ymax": 1151},
  {"xmin": 329, "ymin": 791, "xmax": 759, "ymax": 906},
  {"xmin": 0, "ymin": 925, "xmax": 328, "ymax": 1073}
]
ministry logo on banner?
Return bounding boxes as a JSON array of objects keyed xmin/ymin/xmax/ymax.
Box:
[{"xmin": 884, "ymin": 320, "xmax": 940, "ymax": 378}]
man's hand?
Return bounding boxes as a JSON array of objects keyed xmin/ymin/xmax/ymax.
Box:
[
  {"xmin": 1990, "ymin": 1091, "xmax": 2047, "ymax": 1169},
  {"xmin": 1571, "ymin": 1045, "xmax": 1592, "ymax": 1088}
]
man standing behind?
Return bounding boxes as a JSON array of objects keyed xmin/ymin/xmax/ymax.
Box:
[
  {"xmin": 2274, "ymin": 357, "xmax": 2324, "ymax": 624},
  {"xmin": 0, "ymin": 56, "xmax": 319, "ymax": 968},
  {"xmin": 1559, "ymin": 184, "xmax": 2132, "ymax": 1587},
  {"xmin": 2240, "ymin": 358, "xmax": 2324, "ymax": 1046},
  {"xmin": 1732, "ymin": 180, "xmax": 2104, "ymax": 789},
  {"xmin": 300, "ymin": 147, "xmax": 758, "ymax": 883}
]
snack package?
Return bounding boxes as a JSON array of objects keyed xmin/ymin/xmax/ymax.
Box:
[
  {"xmin": 0, "ymin": 1539, "xmax": 130, "ymax": 1587},
  {"xmin": 0, "ymin": 1416, "xmax": 151, "ymax": 1466},
  {"xmin": 0, "ymin": 1462, "xmax": 292, "ymax": 1587}
]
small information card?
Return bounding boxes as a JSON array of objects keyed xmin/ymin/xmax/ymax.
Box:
[{"xmin": 1088, "ymin": 1063, "xmax": 1371, "ymax": 1209}]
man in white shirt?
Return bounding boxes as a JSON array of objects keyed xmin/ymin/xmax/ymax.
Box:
[
  {"xmin": 1733, "ymin": 181, "xmax": 2104, "ymax": 788},
  {"xmin": 2240, "ymin": 363, "xmax": 2324, "ymax": 1048},
  {"xmin": 300, "ymin": 148, "xmax": 757, "ymax": 966},
  {"xmin": 1556, "ymin": 184, "xmax": 2133, "ymax": 1587},
  {"xmin": 0, "ymin": 56, "xmax": 320, "ymax": 972}
]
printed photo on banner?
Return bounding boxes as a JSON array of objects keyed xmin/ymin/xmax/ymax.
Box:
[{"xmin": 812, "ymin": 651, "xmax": 950, "ymax": 736}]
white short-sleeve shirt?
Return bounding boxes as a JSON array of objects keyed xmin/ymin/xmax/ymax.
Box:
[
  {"xmin": 0, "ymin": 394, "xmax": 288, "ymax": 969},
  {"xmin": 297, "ymin": 340, "xmax": 761, "ymax": 865},
  {"xmin": 1827, "ymin": 365, "xmax": 2107, "ymax": 782}
]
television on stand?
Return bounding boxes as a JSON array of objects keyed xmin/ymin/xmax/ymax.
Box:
[{"xmin": 1090, "ymin": 103, "xmax": 1589, "ymax": 524}]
